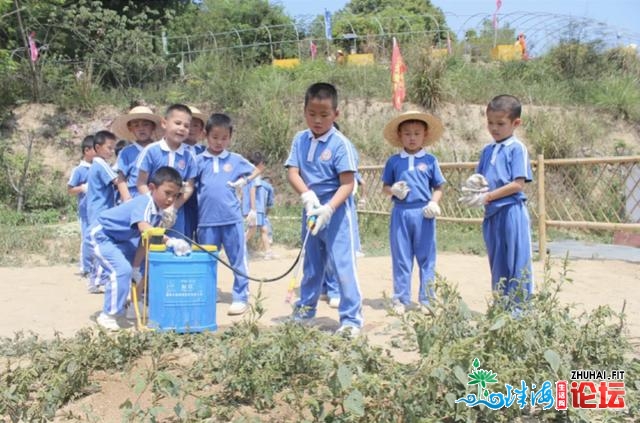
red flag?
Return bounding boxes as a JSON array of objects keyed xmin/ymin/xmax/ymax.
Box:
[
  {"xmin": 28, "ymin": 31, "xmax": 38, "ymax": 62},
  {"xmin": 310, "ymin": 41, "xmax": 317, "ymax": 60},
  {"xmin": 493, "ymin": 0, "xmax": 503, "ymax": 29},
  {"xmin": 391, "ymin": 37, "xmax": 406, "ymax": 111}
]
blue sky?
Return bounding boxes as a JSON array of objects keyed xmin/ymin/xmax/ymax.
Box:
[{"xmin": 276, "ymin": 0, "xmax": 640, "ymax": 41}]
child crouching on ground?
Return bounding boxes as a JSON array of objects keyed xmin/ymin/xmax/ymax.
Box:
[{"xmin": 88, "ymin": 166, "xmax": 183, "ymax": 330}]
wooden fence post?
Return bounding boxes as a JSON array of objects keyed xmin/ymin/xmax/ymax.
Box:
[{"xmin": 537, "ymin": 154, "xmax": 547, "ymax": 262}]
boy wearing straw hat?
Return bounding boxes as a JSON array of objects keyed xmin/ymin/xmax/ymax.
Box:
[
  {"xmin": 112, "ymin": 105, "xmax": 162, "ymax": 198},
  {"xmin": 382, "ymin": 110, "xmax": 446, "ymax": 315}
]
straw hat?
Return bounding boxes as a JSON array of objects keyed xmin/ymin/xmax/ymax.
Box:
[
  {"xmin": 111, "ymin": 106, "xmax": 161, "ymax": 141},
  {"xmin": 188, "ymin": 105, "xmax": 208, "ymax": 125},
  {"xmin": 383, "ymin": 110, "xmax": 444, "ymax": 148}
]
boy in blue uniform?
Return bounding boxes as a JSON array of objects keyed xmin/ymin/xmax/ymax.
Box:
[
  {"xmin": 285, "ymin": 82, "xmax": 363, "ymax": 336},
  {"xmin": 183, "ymin": 106, "xmax": 207, "ymax": 239},
  {"xmin": 382, "ymin": 110, "xmax": 446, "ymax": 315},
  {"xmin": 459, "ymin": 94, "xmax": 534, "ymax": 309},
  {"xmin": 88, "ymin": 166, "xmax": 183, "ymax": 330},
  {"xmin": 196, "ymin": 113, "xmax": 259, "ymax": 316},
  {"xmin": 112, "ymin": 106, "xmax": 161, "ymax": 198},
  {"xmin": 85, "ymin": 130, "xmax": 132, "ymax": 292},
  {"xmin": 67, "ymin": 135, "xmax": 96, "ymax": 276},
  {"xmin": 136, "ymin": 104, "xmax": 198, "ymax": 236}
]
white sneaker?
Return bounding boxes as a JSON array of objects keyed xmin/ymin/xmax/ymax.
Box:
[
  {"xmin": 329, "ymin": 297, "xmax": 340, "ymax": 308},
  {"xmin": 87, "ymin": 285, "xmax": 104, "ymax": 294},
  {"xmin": 97, "ymin": 312, "xmax": 120, "ymax": 331},
  {"xmin": 227, "ymin": 302, "xmax": 249, "ymax": 316},
  {"xmin": 355, "ymin": 251, "xmax": 365, "ymax": 258},
  {"xmin": 335, "ymin": 325, "xmax": 361, "ymax": 337}
]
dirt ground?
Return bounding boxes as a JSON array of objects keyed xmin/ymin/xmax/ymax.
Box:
[
  {"xmin": 2, "ymin": 247, "xmax": 638, "ymax": 344},
  {"xmin": 1, "ymin": 247, "xmax": 638, "ymax": 420}
]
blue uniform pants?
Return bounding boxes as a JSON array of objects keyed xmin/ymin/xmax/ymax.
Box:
[
  {"xmin": 295, "ymin": 200, "xmax": 363, "ymax": 328},
  {"xmin": 88, "ymin": 226, "xmax": 137, "ymax": 315},
  {"xmin": 198, "ymin": 223, "xmax": 249, "ymax": 303},
  {"xmin": 183, "ymin": 196, "xmax": 198, "ymax": 241},
  {"xmin": 79, "ymin": 215, "xmax": 92, "ymax": 274},
  {"xmin": 482, "ymin": 201, "xmax": 533, "ymax": 304},
  {"xmin": 389, "ymin": 205, "xmax": 437, "ymax": 305}
]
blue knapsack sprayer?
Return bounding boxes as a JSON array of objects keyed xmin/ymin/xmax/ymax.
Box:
[{"xmin": 131, "ymin": 217, "xmax": 315, "ymax": 332}]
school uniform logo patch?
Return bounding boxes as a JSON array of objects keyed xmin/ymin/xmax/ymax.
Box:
[
  {"xmin": 223, "ymin": 163, "xmax": 233, "ymax": 172},
  {"xmin": 417, "ymin": 163, "xmax": 429, "ymax": 172},
  {"xmin": 320, "ymin": 149, "xmax": 332, "ymax": 161},
  {"xmin": 177, "ymin": 160, "xmax": 186, "ymax": 170}
]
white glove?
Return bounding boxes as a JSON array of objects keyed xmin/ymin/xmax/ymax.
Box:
[
  {"xmin": 166, "ymin": 237, "xmax": 191, "ymax": 256},
  {"xmin": 132, "ymin": 268, "xmax": 143, "ymax": 284},
  {"xmin": 458, "ymin": 192, "xmax": 488, "ymax": 208},
  {"xmin": 227, "ymin": 177, "xmax": 248, "ymax": 189},
  {"xmin": 308, "ymin": 204, "xmax": 334, "ymax": 236},
  {"xmin": 160, "ymin": 206, "xmax": 177, "ymax": 228},
  {"xmin": 81, "ymin": 183, "xmax": 88, "ymax": 193},
  {"xmin": 422, "ymin": 201, "xmax": 441, "ymax": 219},
  {"xmin": 300, "ymin": 190, "xmax": 320, "ymax": 214},
  {"xmin": 463, "ymin": 174, "xmax": 489, "ymax": 193},
  {"xmin": 390, "ymin": 181, "xmax": 410, "ymax": 200},
  {"xmin": 246, "ymin": 209, "xmax": 257, "ymax": 226}
]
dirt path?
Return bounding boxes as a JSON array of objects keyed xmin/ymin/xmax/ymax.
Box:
[{"xmin": 1, "ymin": 248, "xmax": 638, "ymax": 347}]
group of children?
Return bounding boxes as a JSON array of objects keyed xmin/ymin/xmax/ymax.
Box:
[{"xmin": 68, "ymin": 82, "xmax": 534, "ymax": 334}]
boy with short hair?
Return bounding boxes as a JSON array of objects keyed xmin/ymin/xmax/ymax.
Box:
[
  {"xmin": 67, "ymin": 135, "xmax": 96, "ymax": 276},
  {"xmin": 195, "ymin": 113, "xmax": 258, "ymax": 316},
  {"xmin": 285, "ymin": 82, "xmax": 363, "ymax": 336},
  {"xmin": 89, "ymin": 166, "xmax": 183, "ymax": 330},
  {"xmin": 136, "ymin": 104, "xmax": 197, "ymax": 236},
  {"xmin": 112, "ymin": 105, "xmax": 161, "ymax": 198},
  {"xmin": 183, "ymin": 105, "xmax": 208, "ymax": 239},
  {"xmin": 459, "ymin": 94, "xmax": 534, "ymax": 309},
  {"xmin": 382, "ymin": 110, "xmax": 446, "ymax": 315}
]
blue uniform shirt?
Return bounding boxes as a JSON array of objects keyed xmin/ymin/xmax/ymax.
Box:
[
  {"xmin": 116, "ymin": 142, "xmax": 147, "ymax": 194},
  {"xmin": 96, "ymin": 193, "xmax": 162, "ymax": 242},
  {"xmin": 87, "ymin": 157, "xmax": 120, "ymax": 224},
  {"xmin": 196, "ymin": 150, "xmax": 255, "ymax": 226},
  {"xmin": 285, "ymin": 127, "xmax": 358, "ymax": 200},
  {"xmin": 476, "ymin": 135, "xmax": 533, "ymax": 217},
  {"xmin": 382, "ymin": 150, "xmax": 446, "ymax": 206},
  {"xmin": 261, "ymin": 179, "xmax": 275, "ymax": 210},
  {"xmin": 67, "ymin": 160, "xmax": 91, "ymax": 219},
  {"xmin": 136, "ymin": 139, "xmax": 198, "ymax": 182}
]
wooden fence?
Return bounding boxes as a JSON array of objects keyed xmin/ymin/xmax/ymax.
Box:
[{"xmin": 357, "ymin": 155, "xmax": 640, "ymax": 259}]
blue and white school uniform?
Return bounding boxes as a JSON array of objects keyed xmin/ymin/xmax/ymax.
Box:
[
  {"xmin": 382, "ymin": 149, "xmax": 446, "ymax": 306},
  {"xmin": 86, "ymin": 157, "xmax": 120, "ymax": 225},
  {"xmin": 88, "ymin": 194, "xmax": 162, "ymax": 316},
  {"xmin": 183, "ymin": 144, "xmax": 205, "ymax": 240},
  {"xmin": 136, "ymin": 139, "xmax": 197, "ymax": 236},
  {"xmin": 285, "ymin": 126, "xmax": 363, "ymax": 328},
  {"xmin": 196, "ymin": 150, "xmax": 255, "ymax": 303},
  {"xmin": 116, "ymin": 142, "xmax": 148, "ymax": 198},
  {"xmin": 477, "ymin": 135, "xmax": 533, "ymax": 303},
  {"xmin": 67, "ymin": 160, "xmax": 92, "ymax": 273},
  {"xmin": 261, "ymin": 179, "xmax": 275, "ymax": 239}
]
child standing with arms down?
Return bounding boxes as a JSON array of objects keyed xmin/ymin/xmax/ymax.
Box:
[
  {"xmin": 285, "ymin": 82, "xmax": 363, "ymax": 336},
  {"xmin": 195, "ymin": 113, "xmax": 258, "ymax": 316},
  {"xmin": 112, "ymin": 106, "xmax": 161, "ymax": 198},
  {"xmin": 382, "ymin": 110, "xmax": 446, "ymax": 315},
  {"xmin": 67, "ymin": 135, "xmax": 96, "ymax": 277},
  {"xmin": 85, "ymin": 130, "xmax": 132, "ymax": 293},
  {"xmin": 136, "ymin": 104, "xmax": 198, "ymax": 236},
  {"xmin": 459, "ymin": 94, "xmax": 533, "ymax": 309},
  {"xmin": 88, "ymin": 166, "xmax": 183, "ymax": 330}
]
